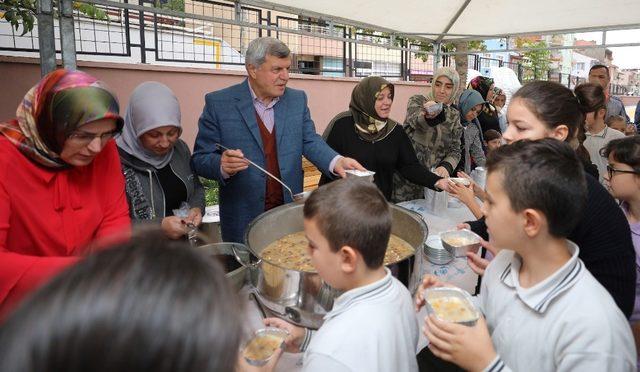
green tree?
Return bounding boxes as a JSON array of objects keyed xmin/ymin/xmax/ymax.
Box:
[
  {"xmin": 445, "ymin": 40, "xmax": 486, "ymax": 90},
  {"xmin": 156, "ymin": 0, "xmax": 185, "ymax": 12},
  {"xmin": 405, "ymin": 40, "xmax": 486, "ymax": 91},
  {"xmin": 515, "ymin": 38, "xmax": 551, "ymax": 81},
  {"xmin": 200, "ymin": 177, "xmax": 219, "ymax": 206},
  {"xmin": 1, "ymin": 0, "xmax": 36, "ymax": 36},
  {"xmin": 2, "ymin": 0, "xmax": 108, "ymax": 36}
]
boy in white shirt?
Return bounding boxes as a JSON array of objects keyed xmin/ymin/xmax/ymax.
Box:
[
  {"xmin": 418, "ymin": 138, "xmax": 635, "ymax": 371},
  {"xmin": 265, "ymin": 178, "xmax": 419, "ymax": 372}
]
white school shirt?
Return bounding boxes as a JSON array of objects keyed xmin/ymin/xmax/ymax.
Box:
[
  {"xmin": 302, "ymin": 268, "xmax": 419, "ymax": 372},
  {"xmin": 480, "ymin": 241, "xmax": 635, "ymax": 372},
  {"xmin": 584, "ymin": 126, "xmax": 625, "ymax": 184}
]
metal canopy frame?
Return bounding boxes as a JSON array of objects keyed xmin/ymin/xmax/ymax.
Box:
[
  {"xmin": 82, "ymin": 0, "xmax": 424, "ymax": 53},
  {"xmin": 34, "ymin": 0, "xmax": 640, "ymax": 75},
  {"xmin": 235, "ymin": 0, "xmax": 640, "ymax": 53}
]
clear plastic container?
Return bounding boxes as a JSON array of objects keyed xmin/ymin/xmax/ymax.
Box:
[
  {"xmin": 440, "ymin": 229, "xmax": 482, "ymax": 257},
  {"xmin": 243, "ymin": 327, "xmax": 289, "ymax": 366},
  {"xmin": 345, "ymin": 169, "xmax": 375, "ymax": 182},
  {"xmin": 424, "ymin": 287, "xmax": 480, "ymax": 326}
]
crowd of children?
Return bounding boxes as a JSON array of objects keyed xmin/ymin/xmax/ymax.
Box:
[{"xmin": 0, "ymin": 75, "xmax": 638, "ymax": 372}]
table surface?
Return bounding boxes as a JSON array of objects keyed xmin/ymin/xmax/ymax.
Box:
[
  {"xmin": 241, "ymin": 199, "xmax": 481, "ymax": 370},
  {"xmin": 398, "ymin": 199, "xmax": 481, "ymax": 351},
  {"xmin": 399, "ymin": 199, "xmax": 480, "ymax": 295}
]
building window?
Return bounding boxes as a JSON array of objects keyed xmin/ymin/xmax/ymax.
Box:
[{"xmin": 576, "ymin": 62, "xmax": 585, "ymax": 70}]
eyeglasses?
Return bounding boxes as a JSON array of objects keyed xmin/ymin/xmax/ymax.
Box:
[
  {"xmin": 606, "ymin": 165, "xmax": 639, "ymax": 179},
  {"xmin": 67, "ymin": 129, "xmax": 121, "ymax": 145}
]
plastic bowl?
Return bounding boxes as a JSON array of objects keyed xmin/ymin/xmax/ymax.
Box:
[
  {"xmin": 345, "ymin": 169, "xmax": 376, "ymax": 182},
  {"xmin": 424, "ymin": 287, "xmax": 480, "ymax": 326},
  {"xmin": 243, "ymin": 327, "xmax": 289, "ymax": 366},
  {"xmin": 449, "ymin": 177, "xmax": 471, "ymax": 186},
  {"xmin": 440, "ymin": 229, "xmax": 481, "ymax": 257}
]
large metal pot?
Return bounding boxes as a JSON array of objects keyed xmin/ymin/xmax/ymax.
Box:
[
  {"xmin": 193, "ymin": 242, "xmax": 251, "ymax": 291},
  {"xmin": 237, "ymin": 202, "xmax": 428, "ymax": 329}
]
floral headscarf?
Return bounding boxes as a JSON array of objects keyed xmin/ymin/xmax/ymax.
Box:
[
  {"xmin": 0, "ymin": 69, "xmax": 123, "ymax": 169},
  {"xmin": 468, "ymin": 76, "xmax": 494, "ymax": 100},
  {"xmin": 468, "ymin": 75, "xmax": 499, "ymax": 116}
]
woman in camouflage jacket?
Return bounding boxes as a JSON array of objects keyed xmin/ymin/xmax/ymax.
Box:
[{"xmin": 392, "ymin": 67, "xmax": 463, "ymax": 203}]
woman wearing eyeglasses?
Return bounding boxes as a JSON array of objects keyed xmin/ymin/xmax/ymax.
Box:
[
  {"xmin": 0, "ymin": 69, "xmax": 131, "ymax": 315},
  {"xmin": 116, "ymin": 82, "xmax": 204, "ymax": 240}
]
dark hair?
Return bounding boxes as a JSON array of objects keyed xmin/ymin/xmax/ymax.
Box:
[
  {"xmin": 512, "ymin": 81, "xmax": 592, "ymax": 169},
  {"xmin": 606, "ymin": 115, "xmax": 626, "ymax": 126},
  {"xmin": 574, "ymin": 83, "xmax": 606, "ymax": 114},
  {"xmin": 513, "ymin": 81, "xmax": 584, "ymax": 141},
  {"xmin": 486, "ymin": 138, "xmax": 587, "ymax": 238},
  {"xmin": 589, "ymin": 64, "xmax": 610, "ymax": 77},
  {"xmin": 303, "ymin": 178, "xmax": 391, "ymax": 269},
  {"xmin": 0, "ymin": 229, "xmax": 241, "ymax": 372},
  {"xmin": 484, "ymin": 129, "xmax": 502, "ymax": 142},
  {"xmin": 602, "ymin": 135, "xmax": 640, "ymax": 173}
]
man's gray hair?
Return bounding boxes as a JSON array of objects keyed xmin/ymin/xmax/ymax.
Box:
[{"xmin": 245, "ymin": 37, "xmax": 290, "ymax": 67}]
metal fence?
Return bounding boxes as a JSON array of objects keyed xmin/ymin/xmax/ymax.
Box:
[
  {"xmin": 0, "ymin": 0, "xmax": 129, "ymax": 56},
  {"xmin": 0, "ymin": 0, "xmax": 591, "ymax": 87}
]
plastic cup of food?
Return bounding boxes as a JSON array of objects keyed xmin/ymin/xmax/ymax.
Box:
[
  {"xmin": 448, "ymin": 177, "xmax": 471, "ymax": 186},
  {"xmin": 439, "ymin": 229, "xmax": 482, "ymax": 257},
  {"xmin": 243, "ymin": 327, "xmax": 289, "ymax": 366},
  {"xmin": 424, "ymin": 287, "xmax": 480, "ymax": 326},
  {"xmin": 345, "ymin": 169, "xmax": 376, "ymax": 182}
]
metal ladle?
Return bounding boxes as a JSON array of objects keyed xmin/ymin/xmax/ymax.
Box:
[{"xmin": 216, "ymin": 143, "xmax": 309, "ymax": 202}]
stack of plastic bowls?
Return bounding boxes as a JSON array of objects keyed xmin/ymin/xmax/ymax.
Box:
[{"xmin": 424, "ymin": 235, "xmax": 454, "ymax": 265}]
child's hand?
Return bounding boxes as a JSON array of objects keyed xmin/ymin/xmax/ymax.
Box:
[
  {"xmin": 448, "ymin": 182, "xmax": 476, "ymax": 206},
  {"xmin": 236, "ymin": 348, "xmax": 282, "ymax": 372},
  {"xmin": 415, "ymin": 275, "xmax": 451, "ymax": 311},
  {"xmin": 423, "ymin": 315, "xmax": 497, "ymax": 372},
  {"xmin": 263, "ymin": 318, "xmax": 305, "ymax": 353},
  {"xmin": 625, "ymin": 124, "xmax": 637, "ymax": 136},
  {"xmin": 457, "ymin": 171, "xmax": 486, "ymax": 201},
  {"xmin": 466, "ymin": 251, "xmax": 489, "ymax": 276},
  {"xmin": 456, "ymin": 223, "xmax": 471, "ymax": 230},
  {"xmin": 465, "ymin": 239, "xmax": 496, "ymax": 276}
]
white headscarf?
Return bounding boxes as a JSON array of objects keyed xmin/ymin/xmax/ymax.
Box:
[{"xmin": 117, "ymin": 82, "xmax": 182, "ymax": 169}]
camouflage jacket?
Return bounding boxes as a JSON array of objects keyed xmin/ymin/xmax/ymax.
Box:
[{"xmin": 392, "ymin": 94, "xmax": 463, "ymax": 203}]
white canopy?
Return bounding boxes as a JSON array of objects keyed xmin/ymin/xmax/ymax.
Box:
[{"xmin": 241, "ymin": 0, "xmax": 640, "ymax": 42}]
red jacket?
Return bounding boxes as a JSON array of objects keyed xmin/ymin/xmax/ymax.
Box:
[{"xmin": 0, "ymin": 137, "xmax": 131, "ymax": 315}]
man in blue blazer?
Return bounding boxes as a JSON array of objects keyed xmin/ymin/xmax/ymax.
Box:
[{"xmin": 192, "ymin": 37, "xmax": 363, "ymax": 243}]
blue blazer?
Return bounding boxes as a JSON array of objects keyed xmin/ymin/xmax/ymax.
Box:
[{"xmin": 192, "ymin": 79, "xmax": 338, "ymax": 243}]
